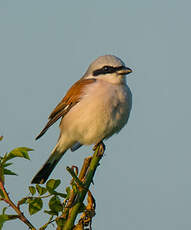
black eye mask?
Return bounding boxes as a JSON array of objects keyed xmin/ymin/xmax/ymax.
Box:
[{"xmin": 93, "ymin": 65, "xmax": 124, "ymax": 76}]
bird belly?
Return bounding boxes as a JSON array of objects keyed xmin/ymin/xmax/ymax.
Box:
[{"xmin": 60, "ymin": 81, "xmax": 132, "ymax": 145}]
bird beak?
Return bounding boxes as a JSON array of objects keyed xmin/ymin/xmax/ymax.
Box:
[{"xmin": 117, "ymin": 67, "xmax": 132, "ymax": 75}]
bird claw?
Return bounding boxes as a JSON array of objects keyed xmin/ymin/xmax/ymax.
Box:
[{"xmin": 93, "ymin": 141, "xmax": 105, "ymax": 156}]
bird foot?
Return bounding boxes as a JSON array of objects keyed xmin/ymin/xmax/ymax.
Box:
[{"xmin": 93, "ymin": 141, "xmax": 105, "ymax": 156}]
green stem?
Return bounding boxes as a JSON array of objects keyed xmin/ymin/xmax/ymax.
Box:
[
  {"xmin": 62, "ymin": 146, "xmax": 103, "ymax": 230},
  {"xmin": 66, "ymin": 167, "xmax": 85, "ymax": 188}
]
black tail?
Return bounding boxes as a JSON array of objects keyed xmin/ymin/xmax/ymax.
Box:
[
  {"xmin": 31, "ymin": 160, "xmax": 59, "ymax": 184},
  {"xmin": 31, "ymin": 149, "xmax": 65, "ymax": 184}
]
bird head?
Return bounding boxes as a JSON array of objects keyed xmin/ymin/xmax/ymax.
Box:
[{"xmin": 83, "ymin": 55, "xmax": 132, "ymax": 84}]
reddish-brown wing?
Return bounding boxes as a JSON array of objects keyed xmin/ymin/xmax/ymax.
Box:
[{"xmin": 35, "ymin": 78, "xmax": 96, "ymax": 140}]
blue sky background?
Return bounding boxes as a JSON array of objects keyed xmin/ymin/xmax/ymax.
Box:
[{"xmin": 1, "ymin": 0, "xmax": 191, "ymax": 229}]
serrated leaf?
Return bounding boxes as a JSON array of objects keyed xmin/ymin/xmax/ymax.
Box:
[
  {"xmin": 29, "ymin": 198, "xmax": 43, "ymax": 215},
  {"xmin": 36, "ymin": 184, "xmax": 47, "ymax": 196},
  {"xmin": 46, "ymin": 179, "xmax": 61, "ymax": 193},
  {"xmin": 49, "ymin": 196, "xmax": 63, "ymax": 213},
  {"xmin": 4, "ymin": 169, "xmax": 17, "ymax": 176},
  {"xmin": 6, "ymin": 147, "xmax": 33, "ymax": 161},
  {"xmin": 29, "ymin": 186, "xmax": 36, "ymax": 195}
]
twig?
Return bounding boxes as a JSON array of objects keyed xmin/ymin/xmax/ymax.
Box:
[
  {"xmin": 0, "ymin": 180, "xmax": 36, "ymax": 230},
  {"xmin": 78, "ymin": 157, "xmax": 92, "ymax": 181},
  {"xmin": 66, "ymin": 167, "xmax": 85, "ymax": 189}
]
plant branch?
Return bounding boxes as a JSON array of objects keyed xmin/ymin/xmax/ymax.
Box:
[
  {"xmin": 0, "ymin": 179, "xmax": 36, "ymax": 230},
  {"xmin": 78, "ymin": 156, "xmax": 92, "ymax": 181},
  {"xmin": 62, "ymin": 143, "xmax": 104, "ymax": 230},
  {"xmin": 66, "ymin": 167, "xmax": 85, "ymax": 189}
]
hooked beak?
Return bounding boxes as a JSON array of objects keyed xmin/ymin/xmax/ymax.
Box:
[{"xmin": 117, "ymin": 66, "xmax": 132, "ymax": 75}]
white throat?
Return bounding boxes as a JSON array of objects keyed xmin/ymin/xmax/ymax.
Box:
[{"xmin": 85, "ymin": 73, "xmax": 127, "ymax": 85}]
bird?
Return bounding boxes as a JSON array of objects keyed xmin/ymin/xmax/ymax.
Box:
[{"xmin": 31, "ymin": 55, "xmax": 132, "ymax": 184}]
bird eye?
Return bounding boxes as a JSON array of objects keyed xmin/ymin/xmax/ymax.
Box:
[
  {"xmin": 103, "ymin": 66, "xmax": 109, "ymax": 71},
  {"xmin": 93, "ymin": 65, "xmax": 116, "ymax": 76}
]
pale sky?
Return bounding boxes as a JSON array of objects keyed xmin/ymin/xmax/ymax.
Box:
[{"xmin": 1, "ymin": 1, "xmax": 191, "ymax": 229}]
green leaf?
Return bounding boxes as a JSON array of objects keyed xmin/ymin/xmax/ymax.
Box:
[
  {"xmin": 56, "ymin": 217, "xmax": 66, "ymax": 227},
  {"xmin": 36, "ymin": 184, "xmax": 47, "ymax": 196},
  {"xmin": 3, "ymin": 162, "xmax": 13, "ymax": 167},
  {"xmin": 0, "ymin": 188, "xmax": 5, "ymax": 199},
  {"xmin": 29, "ymin": 186, "xmax": 36, "ymax": 195},
  {"xmin": 2, "ymin": 207, "xmax": 7, "ymax": 215},
  {"xmin": 44, "ymin": 210, "xmax": 58, "ymax": 216},
  {"xmin": 46, "ymin": 179, "xmax": 61, "ymax": 193},
  {"xmin": 29, "ymin": 198, "xmax": 43, "ymax": 215},
  {"xmin": 26, "ymin": 197, "xmax": 33, "ymax": 203},
  {"xmin": 0, "ymin": 165, "xmax": 4, "ymax": 184},
  {"xmin": 49, "ymin": 196, "xmax": 63, "ymax": 213},
  {"xmin": 1, "ymin": 153, "xmax": 7, "ymax": 164},
  {"xmin": 66, "ymin": 186, "xmax": 70, "ymax": 194},
  {"xmin": 0, "ymin": 208, "xmax": 8, "ymax": 230},
  {"xmin": 6, "ymin": 147, "xmax": 33, "ymax": 161},
  {"xmin": 65, "ymin": 187, "xmax": 71, "ymax": 199},
  {"xmin": 53, "ymin": 192, "xmax": 67, "ymax": 198},
  {"xmin": 0, "ymin": 214, "xmax": 8, "ymax": 230},
  {"xmin": 3, "ymin": 169, "xmax": 17, "ymax": 176},
  {"xmin": 72, "ymin": 183, "xmax": 78, "ymax": 194},
  {"xmin": 18, "ymin": 197, "xmax": 27, "ymax": 206}
]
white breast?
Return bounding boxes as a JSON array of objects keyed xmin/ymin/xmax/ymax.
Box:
[{"xmin": 61, "ymin": 79, "xmax": 132, "ymax": 145}]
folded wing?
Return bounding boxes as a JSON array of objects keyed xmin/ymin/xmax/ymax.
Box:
[{"xmin": 35, "ymin": 78, "xmax": 96, "ymax": 140}]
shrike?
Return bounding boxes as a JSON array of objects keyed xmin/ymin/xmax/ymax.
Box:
[{"xmin": 31, "ymin": 55, "xmax": 132, "ymax": 184}]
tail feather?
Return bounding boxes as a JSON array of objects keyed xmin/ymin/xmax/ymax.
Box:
[{"xmin": 31, "ymin": 149, "xmax": 65, "ymax": 184}]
